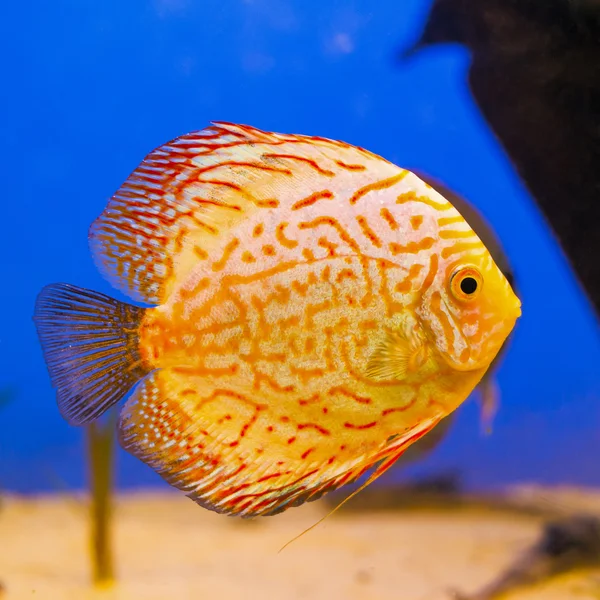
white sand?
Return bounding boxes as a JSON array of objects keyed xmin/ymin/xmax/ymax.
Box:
[{"xmin": 1, "ymin": 488, "xmax": 600, "ymax": 600}]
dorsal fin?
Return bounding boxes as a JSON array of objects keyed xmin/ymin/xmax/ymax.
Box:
[
  {"xmin": 89, "ymin": 123, "xmax": 280, "ymax": 304},
  {"xmin": 88, "ymin": 122, "xmax": 391, "ymax": 305}
]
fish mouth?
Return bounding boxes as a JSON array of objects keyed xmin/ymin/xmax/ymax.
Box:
[{"xmin": 512, "ymin": 297, "xmax": 523, "ymax": 320}]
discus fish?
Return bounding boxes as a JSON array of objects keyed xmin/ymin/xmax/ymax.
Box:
[{"xmin": 33, "ymin": 122, "xmax": 521, "ymax": 521}]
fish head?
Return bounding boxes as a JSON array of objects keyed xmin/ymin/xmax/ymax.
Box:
[{"xmin": 417, "ymin": 246, "xmax": 521, "ymax": 373}]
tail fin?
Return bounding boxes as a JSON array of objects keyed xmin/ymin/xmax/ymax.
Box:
[{"xmin": 33, "ymin": 283, "xmax": 150, "ymax": 426}]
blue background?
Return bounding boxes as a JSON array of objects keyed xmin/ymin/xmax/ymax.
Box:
[{"xmin": 2, "ymin": 0, "xmax": 598, "ymax": 494}]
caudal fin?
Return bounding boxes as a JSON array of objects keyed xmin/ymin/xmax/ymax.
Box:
[{"xmin": 33, "ymin": 283, "xmax": 150, "ymax": 426}]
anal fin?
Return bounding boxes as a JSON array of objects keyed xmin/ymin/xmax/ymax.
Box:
[{"xmin": 119, "ymin": 367, "xmax": 444, "ymax": 531}]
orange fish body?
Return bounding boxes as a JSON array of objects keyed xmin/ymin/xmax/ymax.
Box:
[{"xmin": 34, "ymin": 122, "xmax": 521, "ymax": 517}]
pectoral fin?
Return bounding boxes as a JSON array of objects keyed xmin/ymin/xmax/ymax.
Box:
[{"xmin": 365, "ymin": 327, "xmax": 428, "ymax": 382}]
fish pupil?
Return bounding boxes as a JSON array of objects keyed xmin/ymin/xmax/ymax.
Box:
[{"xmin": 460, "ymin": 276, "xmax": 478, "ymax": 295}]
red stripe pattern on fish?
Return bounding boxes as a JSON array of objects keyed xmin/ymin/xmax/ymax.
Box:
[{"xmin": 33, "ymin": 122, "xmax": 521, "ymax": 517}]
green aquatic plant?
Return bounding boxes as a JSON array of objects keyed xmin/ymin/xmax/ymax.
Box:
[{"xmin": 86, "ymin": 409, "xmax": 117, "ymax": 586}]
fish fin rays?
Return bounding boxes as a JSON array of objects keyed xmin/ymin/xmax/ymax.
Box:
[
  {"xmin": 89, "ymin": 123, "xmax": 272, "ymax": 305},
  {"xmin": 117, "ymin": 370, "xmax": 223, "ymax": 505},
  {"xmin": 365, "ymin": 329, "xmax": 410, "ymax": 381},
  {"xmin": 33, "ymin": 283, "xmax": 150, "ymax": 426},
  {"xmin": 365, "ymin": 327, "xmax": 427, "ymax": 382}
]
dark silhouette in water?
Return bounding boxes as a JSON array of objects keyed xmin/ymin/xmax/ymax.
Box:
[
  {"xmin": 451, "ymin": 514, "xmax": 600, "ymax": 599},
  {"xmin": 403, "ymin": 0, "xmax": 600, "ymax": 318}
]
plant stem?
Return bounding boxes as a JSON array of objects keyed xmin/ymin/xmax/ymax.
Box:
[{"xmin": 87, "ymin": 412, "xmax": 116, "ymax": 585}]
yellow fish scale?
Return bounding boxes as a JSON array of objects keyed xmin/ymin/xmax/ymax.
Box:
[
  {"xmin": 34, "ymin": 122, "xmax": 520, "ymax": 519},
  {"xmin": 130, "ymin": 189, "xmax": 486, "ymax": 515}
]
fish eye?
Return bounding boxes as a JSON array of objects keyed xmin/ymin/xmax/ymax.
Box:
[
  {"xmin": 460, "ymin": 277, "xmax": 478, "ymax": 295},
  {"xmin": 450, "ymin": 266, "xmax": 483, "ymax": 302}
]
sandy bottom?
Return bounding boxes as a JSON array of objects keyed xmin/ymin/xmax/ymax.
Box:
[{"xmin": 1, "ymin": 489, "xmax": 600, "ymax": 600}]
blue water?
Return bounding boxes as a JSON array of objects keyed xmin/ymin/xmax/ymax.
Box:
[{"xmin": 2, "ymin": 0, "xmax": 598, "ymax": 494}]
